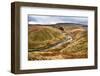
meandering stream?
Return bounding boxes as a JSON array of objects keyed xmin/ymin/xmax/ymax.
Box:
[
  {"xmin": 29, "ymin": 35, "xmax": 73, "ymax": 52},
  {"xmin": 43, "ymin": 35, "xmax": 73, "ymax": 51}
]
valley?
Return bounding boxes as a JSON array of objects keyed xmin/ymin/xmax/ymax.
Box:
[{"xmin": 28, "ymin": 23, "xmax": 88, "ymax": 60}]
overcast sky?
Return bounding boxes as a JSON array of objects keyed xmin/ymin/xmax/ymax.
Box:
[{"xmin": 28, "ymin": 15, "xmax": 88, "ymax": 25}]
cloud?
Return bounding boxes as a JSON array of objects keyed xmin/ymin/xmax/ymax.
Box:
[{"xmin": 28, "ymin": 15, "xmax": 88, "ymax": 25}]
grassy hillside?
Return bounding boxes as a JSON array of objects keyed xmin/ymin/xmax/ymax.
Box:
[
  {"xmin": 28, "ymin": 26, "xmax": 65, "ymax": 50},
  {"xmin": 28, "ymin": 24, "xmax": 88, "ymax": 60}
]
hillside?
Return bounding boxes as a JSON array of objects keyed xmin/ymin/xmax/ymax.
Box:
[
  {"xmin": 28, "ymin": 26, "xmax": 66, "ymax": 51},
  {"xmin": 28, "ymin": 23, "xmax": 88, "ymax": 60}
]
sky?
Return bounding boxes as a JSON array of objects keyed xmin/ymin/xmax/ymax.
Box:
[{"xmin": 28, "ymin": 15, "xmax": 88, "ymax": 25}]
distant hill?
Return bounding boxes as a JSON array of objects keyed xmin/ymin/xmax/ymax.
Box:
[
  {"xmin": 55, "ymin": 23, "xmax": 87, "ymax": 26},
  {"xmin": 29, "ymin": 23, "xmax": 87, "ymax": 27}
]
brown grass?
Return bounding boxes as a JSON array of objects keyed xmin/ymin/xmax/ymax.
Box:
[
  {"xmin": 28, "ymin": 50, "xmax": 87, "ymax": 60},
  {"xmin": 28, "ymin": 25, "xmax": 88, "ymax": 60}
]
